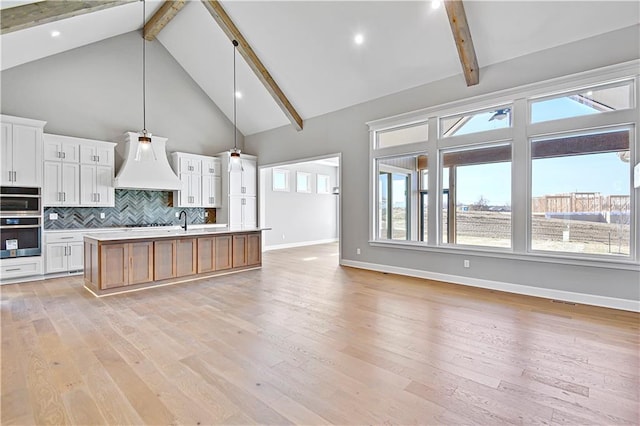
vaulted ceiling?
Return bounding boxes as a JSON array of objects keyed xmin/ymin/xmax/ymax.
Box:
[{"xmin": 1, "ymin": 1, "xmax": 639, "ymax": 136}]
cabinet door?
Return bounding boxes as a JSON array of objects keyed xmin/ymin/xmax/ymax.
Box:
[
  {"xmin": 44, "ymin": 136, "xmax": 79, "ymax": 163},
  {"xmin": 12, "ymin": 124, "xmax": 42, "ymax": 187},
  {"xmin": 101, "ymin": 244, "xmax": 129, "ymax": 289},
  {"xmin": 175, "ymin": 238, "xmax": 196, "ymax": 277},
  {"xmin": 243, "ymin": 197, "xmax": 257, "ymax": 228},
  {"xmin": 228, "ymin": 196, "xmax": 243, "ymax": 228},
  {"xmin": 202, "ymin": 175, "xmax": 221, "ymax": 207},
  {"xmin": 43, "ymin": 161, "xmax": 63, "ymax": 206},
  {"xmin": 197, "ymin": 237, "xmax": 215, "ymax": 273},
  {"xmin": 232, "ymin": 234, "xmax": 247, "ymax": 268},
  {"xmin": 242, "ymin": 159, "xmax": 257, "ymax": 196},
  {"xmin": 1, "ymin": 123, "xmax": 13, "ymax": 186},
  {"xmin": 154, "ymin": 240, "xmax": 176, "ymax": 281},
  {"xmin": 229, "ymin": 169, "xmax": 243, "ymax": 196},
  {"xmin": 129, "ymin": 242, "xmax": 154, "ymax": 285},
  {"xmin": 202, "ymin": 158, "xmax": 221, "ymax": 176},
  {"xmin": 190, "ymin": 173, "xmax": 202, "ymax": 206},
  {"xmin": 95, "ymin": 166, "xmax": 114, "ymax": 206},
  {"xmin": 247, "ymin": 233, "xmax": 261, "ymax": 266},
  {"xmin": 80, "ymin": 164, "xmax": 97, "ymax": 205},
  {"xmin": 94, "ymin": 145, "xmax": 114, "ymax": 166},
  {"xmin": 61, "ymin": 163, "xmax": 80, "ymax": 205},
  {"xmin": 215, "ymin": 236, "xmax": 232, "ymax": 270},
  {"xmin": 45, "ymin": 243, "xmax": 67, "ymax": 274},
  {"xmin": 67, "ymin": 242, "xmax": 84, "ymax": 271}
]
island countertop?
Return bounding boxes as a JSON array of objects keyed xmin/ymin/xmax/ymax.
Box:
[{"xmin": 83, "ymin": 226, "xmax": 270, "ymax": 242}]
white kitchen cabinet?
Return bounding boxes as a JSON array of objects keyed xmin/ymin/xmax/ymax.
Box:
[
  {"xmin": 229, "ymin": 196, "xmax": 257, "ymax": 229},
  {"xmin": 202, "ymin": 175, "xmax": 222, "ymax": 207},
  {"xmin": 171, "ymin": 153, "xmax": 220, "ymax": 208},
  {"xmin": 43, "ymin": 134, "xmax": 80, "ymax": 163},
  {"xmin": 80, "ymin": 165, "xmax": 114, "ymax": 206},
  {"xmin": 229, "ymin": 157, "xmax": 256, "ymax": 196},
  {"xmin": 43, "ymin": 134, "xmax": 115, "ymax": 207},
  {"xmin": 217, "ymin": 152, "xmax": 258, "ymax": 229},
  {"xmin": 0, "ymin": 257, "xmax": 42, "ymax": 281},
  {"xmin": 43, "ymin": 161, "xmax": 80, "ymax": 206},
  {"xmin": 44, "ymin": 232, "xmax": 84, "ymax": 274},
  {"xmin": 1, "ymin": 115, "xmax": 46, "ymax": 187}
]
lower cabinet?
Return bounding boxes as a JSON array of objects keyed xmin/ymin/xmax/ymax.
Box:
[
  {"xmin": 100, "ymin": 242, "xmax": 153, "ymax": 289},
  {"xmin": 45, "ymin": 242, "xmax": 84, "ymax": 273},
  {"xmin": 232, "ymin": 233, "xmax": 261, "ymax": 268},
  {"xmin": 154, "ymin": 238, "xmax": 197, "ymax": 280},
  {"xmin": 197, "ymin": 235, "xmax": 232, "ymax": 273}
]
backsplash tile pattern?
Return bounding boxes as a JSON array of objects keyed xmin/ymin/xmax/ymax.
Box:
[{"xmin": 44, "ymin": 190, "xmax": 206, "ymax": 229}]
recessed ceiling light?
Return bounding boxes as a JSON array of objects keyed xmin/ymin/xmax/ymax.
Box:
[
  {"xmin": 51, "ymin": 30, "xmax": 60, "ymax": 37},
  {"xmin": 235, "ymin": 91, "xmax": 242, "ymax": 99},
  {"xmin": 354, "ymin": 33, "xmax": 364, "ymax": 45},
  {"xmin": 431, "ymin": 1, "xmax": 441, "ymax": 10}
]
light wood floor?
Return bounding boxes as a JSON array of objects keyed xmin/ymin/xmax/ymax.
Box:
[{"xmin": 1, "ymin": 242, "xmax": 639, "ymax": 425}]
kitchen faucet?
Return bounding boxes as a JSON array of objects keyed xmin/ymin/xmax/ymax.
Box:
[{"xmin": 179, "ymin": 210, "xmax": 187, "ymax": 231}]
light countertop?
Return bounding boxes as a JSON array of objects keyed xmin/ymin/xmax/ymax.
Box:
[
  {"xmin": 45, "ymin": 224, "xmax": 228, "ymax": 233},
  {"xmin": 83, "ymin": 226, "xmax": 269, "ymax": 242}
]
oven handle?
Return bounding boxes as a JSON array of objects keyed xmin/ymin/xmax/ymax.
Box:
[
  {"xmin": 0, "ymin": 224, "xmax": 41, "ymax": 229},
  {"xmin": 0, "ymin": 194, "xmax": 41, "ymax": 198}
]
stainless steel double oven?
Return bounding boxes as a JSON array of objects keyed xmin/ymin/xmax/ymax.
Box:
[{"xmin": 0, "ymin": 187, "xmax": 42, "ymax": 258}]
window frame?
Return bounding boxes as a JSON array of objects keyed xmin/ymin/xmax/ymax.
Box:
[
  {"xmin": 296, "ymin": 171, "xmax": 312, "ymax": 193},
  {"xmin": 272, "ymin": 168, "xmax": 290, "ymax": 192},
  {"xmin": 367, "ymin": 61, "xmax": 639, "ymax": 269},
  {"xmin": 317, "ymin": 174, "xmax": 331, "ymax": 194}
]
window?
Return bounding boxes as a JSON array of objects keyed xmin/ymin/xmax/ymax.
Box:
[
  {"xmin": 317, "ymin": 174, "xmax": 330, "ymax": 194},
  {"xmin": 441, "ymin": 106, "xmax": 512, "ymax": 138},
  {"xmin": 531, "ymin": 81, "xmax": 633, "ymax": 123},
  {"xmin": 272, "ymin": 169, "xmax": 290, "ymax": 192},
  {"xmin": 441, "ymin": 143, "xmax": 512, "ymax": 248},
  {"xmin": 369, "ymin": 65, "xmax": 637, "ymax": 265},
  {"xmin": 377, "ymin": 122, "xmax": 428, "ymax": 149},
  {"xmin": 376, "ymin": 153, "xmax": 427, "ymax": 241},
  {"xmin": 531, "ymin": 128, "xmax": 631, "ymax": 256},
  {"xmin": 296, "ymin": 172, "xmax": 311, "ymax": 193}
]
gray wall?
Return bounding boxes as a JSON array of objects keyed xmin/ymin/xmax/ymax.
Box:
[
  {"xmin": 262, "ymin": 162, "xmax": 338, "ymax": 248},
  {"xmin": 1, "ymin": 31, "xmax": 242, "ymax": 168},
  {"xmin": 245, "ymin": 25, "xmax": 640, "ymax": 302}
]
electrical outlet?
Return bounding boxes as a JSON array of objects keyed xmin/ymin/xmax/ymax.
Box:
[
  {"xmin": 204, "ymin": 211, "xmax": 209, "ymax": 217},
  {"xmin": 356, "ymin": 248, "xmax": 361, "ymax": 255},
  {"xmin": 464, "ymin": 259, "xmax": 470, "ymax": 268},
  {"xmin": 100, "ymin": 213, "xmax": 105, "ymax": 219},
  {"xmin": 175, "ymin": 212, "xmax": 180, "ymax": 218},
  {"xmin": 282, "ymin": 234, "xmax": 285, "ymax": 240},
  {"xmin": 49, "ymin": 213, "xmax": 58, "ymax": 220}
]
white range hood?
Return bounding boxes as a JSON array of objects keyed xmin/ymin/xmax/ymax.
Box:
[{"xmin": 114, "ymin": 132, "xmax": 182, "ymax": 191}]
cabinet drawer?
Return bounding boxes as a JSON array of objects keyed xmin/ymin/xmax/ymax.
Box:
[
  {"xmin": 44, "ymin": 232, "xmax": 85, "ymax": 244},
  {"xmin": 1, "ymin": 258, "xmax": 42, "ymax": 279}
]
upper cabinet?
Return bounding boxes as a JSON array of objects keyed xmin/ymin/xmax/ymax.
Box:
[
  {"xmin": 0, "ymin": 115, "xmax": 46, "ymax": 187},
  {"xmin": 43, "ymin": 134, "xmax": 116, "ymax": 207},
  {"xmin": 228, "ymin": 157, "xmax": 256, "ymax": 197},
  {"xmin": 171, "ymin": 152, "xmax": 221, "ymax": 208}
]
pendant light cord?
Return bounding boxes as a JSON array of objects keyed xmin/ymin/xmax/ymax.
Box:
[
  {"xmin": 233, "ymin": 39, "xmax": 238, "ymax": 150},
  {"xmin": 142, "ymin": 0, "xmax": 147, "ymax": 133}
]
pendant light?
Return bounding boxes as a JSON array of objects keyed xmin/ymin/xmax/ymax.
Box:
[
  {"xmin": 135, "ymin": 0, "xmax": 156, "ymax": 162},
  {"xmin": 229, "ymin": 39, "xmax": 243, "ymax": 172}
]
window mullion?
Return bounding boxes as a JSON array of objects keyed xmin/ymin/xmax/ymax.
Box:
[
  {"xmin": 512, "ymin": 98, "xmax": 529, "ymax": 253},
  {"xmin": 427, "ymin": 116, "xmax": 439, "ymax": 246}
]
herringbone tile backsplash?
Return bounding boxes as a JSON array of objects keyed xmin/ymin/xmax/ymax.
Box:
[{"xmin": 44, "ymin": 190, "xmax": 207, "ymax": 229}]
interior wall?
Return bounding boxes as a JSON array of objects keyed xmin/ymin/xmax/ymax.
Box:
[
  {"xmin": 245, "ymin": 25, "xmax": 640, "ymax": 303},
  {"xmin": 262, "ymin": 162, "xmax": 338, "ymax": 249},
  {"xmin": 0, "ymin": 30, "xmax": 241, "ymax": 168}
]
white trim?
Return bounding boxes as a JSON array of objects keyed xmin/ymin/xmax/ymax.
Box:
[
  {"xmin": 340, "ymin": 259, "xmax": 640, "ymax": 312},
  {"xmin": 0, "ymin": 274, "xmax": 45, "ymax": 285},
  {"xmin": 264, "ymin": 238, "xmax": 338, "ymax": 251}
]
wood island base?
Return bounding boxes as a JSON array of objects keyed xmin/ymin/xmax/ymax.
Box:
[{"xmin": 84, "ymin": 230, "xmax": 262, "ymax": 296}]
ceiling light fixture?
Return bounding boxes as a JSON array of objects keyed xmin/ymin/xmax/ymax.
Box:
[
  {"xmin": 431, "ymin": 1, "xmax": 441, "ymax": 10},
  {"xmin": 354, "ymin": 33, "xmax": 364, "ymax": 45},
  {"xmin": 50, "ymin": 30, "xmax": 60, "ymax": 38},
  {"xmin": 136, "ymin": 0, "xmax": 155, "ymax": 162},
  {"xmin": 229, "ymin": 39, "xmax": 243, "ymax": 171},
  {"xmin": 489, "ymin": 108, "xmax": 510, "ymax": 121}
]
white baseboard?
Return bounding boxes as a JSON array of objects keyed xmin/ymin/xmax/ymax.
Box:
[
  {"xmin": 340, "ymin": 259, "xmax": 640, "ymax": 313},
  {"xmin": 264, "ymin": 238, "xmax": 338, "ymax": 251}
]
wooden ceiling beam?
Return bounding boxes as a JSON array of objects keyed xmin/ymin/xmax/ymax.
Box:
[
  {"xmin": 201, "ymin": 0, "xmax": 304, "ymax": 131},
  {"xmin": 143, "ymin": 0, "xmax": 186, "ymax": 41},
  {"xmin": 1, "ymin": 0, "xmax": 135, "ymax": 35},
  {"xmin": 444, "ymin": 0, "xmax": 479, "ymax": 87}
]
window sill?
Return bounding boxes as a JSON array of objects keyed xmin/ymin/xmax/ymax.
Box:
[{"xmin": 368, "ymin": 240, "xmax": 640, "ymax": 271}]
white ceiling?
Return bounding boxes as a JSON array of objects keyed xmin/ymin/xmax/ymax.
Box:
[{"xmin": 1, "ymin": 1, "xmax": 639, "ymax": 136}]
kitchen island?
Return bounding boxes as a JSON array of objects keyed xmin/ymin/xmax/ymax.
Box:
[{"xmin": 83, "ymin": 227, "xmax": 266, "ymax": 295}]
